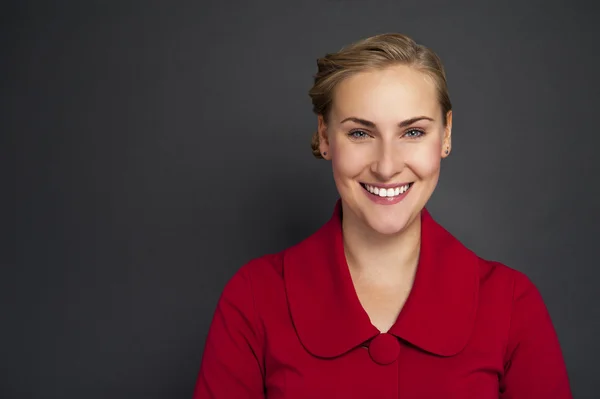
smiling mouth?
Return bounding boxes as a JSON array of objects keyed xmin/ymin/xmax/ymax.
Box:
[{"xmin": 360, "ymin": 182, "xmax": 414, "ymax": 198}]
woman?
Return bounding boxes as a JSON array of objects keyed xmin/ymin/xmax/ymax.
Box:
[{"xmin": 193, "ymin": 33, "xmax": 572, "ymax": 398}]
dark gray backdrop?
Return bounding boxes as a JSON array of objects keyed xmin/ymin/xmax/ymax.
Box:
[{"xmin": 5, "ymin": 0, "xmax": 599, "ymax": 398}]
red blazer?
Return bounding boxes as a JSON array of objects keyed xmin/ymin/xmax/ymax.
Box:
[{"xmin": 193, "ymin": 202, "xmax": 572, "ymax": 398}]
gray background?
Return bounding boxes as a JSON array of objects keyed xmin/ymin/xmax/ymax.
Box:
[{"xmin": 4, "ymin": 0, "xmax": 599, "ymax": 398}]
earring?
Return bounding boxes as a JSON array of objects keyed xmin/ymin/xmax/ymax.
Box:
[
  {"xmin": 323, "ymin": 151, "xmax": 327, "ymax": 156},
  {"xmin": 445, "ymin": 149, "xmax": 449, "ymax": 154}
]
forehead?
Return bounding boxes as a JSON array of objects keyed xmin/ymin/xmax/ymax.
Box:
[{"xmin": 331, "ymin": 65, "xmax": 440, "ymax": 121}]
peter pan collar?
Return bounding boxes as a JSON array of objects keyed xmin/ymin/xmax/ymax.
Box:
[{"xmin": 283, "ymin": 200, "xmax": 479, "ymax": 358}]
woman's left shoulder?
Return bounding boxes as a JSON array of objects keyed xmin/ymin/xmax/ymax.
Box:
[{"xmin": 476, "ymin": 257, "xmax": 545, "ymax": 303}]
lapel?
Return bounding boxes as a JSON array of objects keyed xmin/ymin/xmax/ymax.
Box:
[{"xmin": 283, "ymin": 200, "xmax": 480, "ymax": 358}]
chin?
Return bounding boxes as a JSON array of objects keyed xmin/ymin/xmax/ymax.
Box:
[
  {"xmin": 339, "ymin": 182, "xmax": 426, "ymax": 236},
  {"xmin": 364, "ymin": 213, "xmax": 413, "ymax": 236}
]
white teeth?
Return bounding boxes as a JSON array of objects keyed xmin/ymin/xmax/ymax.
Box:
[{"xmin": 364, "ymin": 183, "xmax": 411, "ymax": 198}]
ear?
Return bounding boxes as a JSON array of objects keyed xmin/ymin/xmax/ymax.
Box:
[
  {"xmin": 318, "ymin": 114, "xmax": 331, "ymax": 160},
  {"xmin": 441, "ymin": 110, "xmax": 452, "ymax": 158}
]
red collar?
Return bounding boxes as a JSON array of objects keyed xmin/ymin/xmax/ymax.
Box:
[{"xmin": 283, "ymin": 200, "xmax": 480, "ymax": 357}]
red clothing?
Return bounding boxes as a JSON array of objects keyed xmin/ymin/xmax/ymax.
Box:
[{"xmin": 193, "ymin": 202, "xmax": 572, "ymax": 398}]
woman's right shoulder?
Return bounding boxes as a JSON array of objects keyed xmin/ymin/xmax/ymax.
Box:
[
  {"xmin": 237, "ymin": 252, "xmax": 285, "ymax": 280},
  {"xmin": 219, "ymin": 252, "xmax": 286, "ymax": 302}
]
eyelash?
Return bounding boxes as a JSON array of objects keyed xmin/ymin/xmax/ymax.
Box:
[{"xmin": 348, "ymin": 128, "xmax": 425, "ymax": 140}]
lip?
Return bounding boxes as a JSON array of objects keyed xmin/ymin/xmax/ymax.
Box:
[
  {"xmin": 360, "ymin": 182, "xmax": 413, "ymax": 205},
  {"xmin": 361, "ymin": 182, "xmax": 413, "ymax": 189}
]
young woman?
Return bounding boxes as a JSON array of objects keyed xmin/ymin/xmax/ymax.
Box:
[{"xmin": 192, "ymin": 33, "xmax": 572, "ymax": 398}]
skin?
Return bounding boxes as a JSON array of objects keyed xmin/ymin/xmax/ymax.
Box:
[{"xmin": 317, "ymin": 64, "xmax": 452, "ymax": 330}]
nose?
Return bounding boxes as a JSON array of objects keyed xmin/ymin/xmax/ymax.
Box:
[{"xmin": 370, "ymin": 140, "xmax": 403, "ymax": 180}]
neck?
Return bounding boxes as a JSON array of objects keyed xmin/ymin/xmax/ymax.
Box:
[{"xmin": 341, "ymin": 206, "xmax": 422, "ymax": 285}]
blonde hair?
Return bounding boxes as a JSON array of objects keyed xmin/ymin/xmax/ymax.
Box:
[{"xmin": 309, "ymin": 33, "xmax": 452, "ymax": 159}]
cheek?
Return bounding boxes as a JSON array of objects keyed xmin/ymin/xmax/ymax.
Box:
[
  {"xmin": 331, "ymin": 155, "xmax": 361, "ymax": 183},
  {"xmin": 407, "ymin": 142, "xmax": 442, "ymax": 177},
  {"xmin": 330, "ymin": 141, "xmax": 366, "ymax": 180}
]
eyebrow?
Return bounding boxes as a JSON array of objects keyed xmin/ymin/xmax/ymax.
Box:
[{"xmin": 340, "ymin": 116, "xmax": 434, "ymax": 128}]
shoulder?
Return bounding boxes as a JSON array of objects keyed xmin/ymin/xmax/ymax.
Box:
[
  {"xmin": 476, "ymin": 257, "xmax": 552, "ymax": 339},
  {"xmin": 238, "ymin": 252, "xmax": 284, "ymax": 278},
  {"xmin": 478, "ymin": 258, "xmax": 541, "ymax": 301},
  {"xmin": 478, "ymin": 260, "xmax": 569, "ymax": 392},
  {"xmin": 217, "ymin": 252, "xmax": 286, "ymax": 312},
  {"xmin": 223, "ymin": 252, "xmax": 284, "ymax": 292}
]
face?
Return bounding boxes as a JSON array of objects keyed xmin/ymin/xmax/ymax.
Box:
[{"xmin": 318, "ymin": 64, "xmax": 452, "ymax": 236}]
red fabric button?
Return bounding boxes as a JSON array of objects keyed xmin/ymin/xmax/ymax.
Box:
[{"xmin": 368, "ymin": 333, "xmax": 400, "ymax": 365}]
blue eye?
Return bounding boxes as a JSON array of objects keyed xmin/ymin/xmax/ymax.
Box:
[
  {"xmin": 405, "ymin": 129, "xmax": 424, "ymax": 138},
  {"xmin": 348, "ymin": 130, "xmax": 369, "ymax": 139}
]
